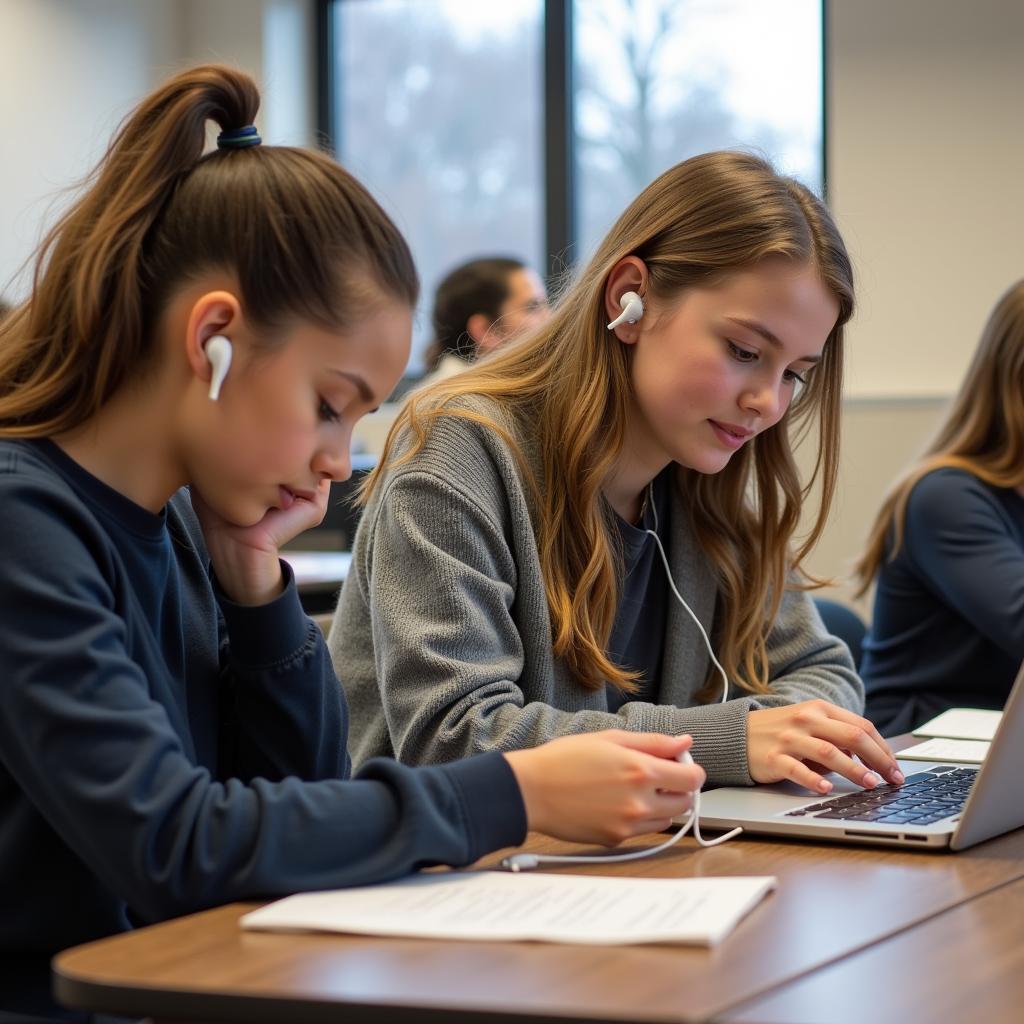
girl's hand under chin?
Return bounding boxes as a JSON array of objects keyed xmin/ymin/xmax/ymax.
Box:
[{"xmin": 191, "ymin": 480, "xmax": 331, "ymax": 606}]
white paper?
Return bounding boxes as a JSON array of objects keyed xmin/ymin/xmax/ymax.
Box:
[
  {"xmin": 898, "ymin": 737, "xmax": 990, "ymax": 763},
  {"xmin": 913, "ymin": 708, "xmax": 1002, "ymax": 741},
  {"xmin": 241, "ymin": 871, "xmax": 776, "ymax": 947}
]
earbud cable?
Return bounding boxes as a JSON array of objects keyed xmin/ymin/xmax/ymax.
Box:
[{"xmin": 502, "ymin": 485, "xmax": 743, "ymax": 872}]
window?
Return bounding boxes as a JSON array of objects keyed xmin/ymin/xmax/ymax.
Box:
[
  {"xmin": 320, "ymin": 0, "xmax": 823, "ymax": 368},
  {"xmin": 324, "ymin": 0, "xmax": 544, "ymax": 368},
  {"xmin": 574, "ymin": 0, "xmax": 823, "ymax": 259}
]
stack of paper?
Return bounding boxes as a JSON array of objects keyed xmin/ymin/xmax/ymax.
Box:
[
  {"xmin": 898, "ymin": 707, "xmax": 1002, "ymax": 763},
  {"xmin": 241, "ymin": 870, "xmax": 776, "ymax": 947}
]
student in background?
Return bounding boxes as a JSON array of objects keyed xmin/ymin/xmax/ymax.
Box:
[
  {"xmin": 0, "ymin": 65, "xmax": 702, "ymax": 1022},
  {"xmin": 423, "ymin": 256, "xmax": 549, "ymax": 381},
  {"xmin": 855, "ymin": 280, "xmax": 1024, "ymax": 735},
  {"xmin": 332, "ymin": 151, "xmax": 902, "ymax": 796},
  {"xmin": 349, "ymin": 258, "xmax": 548, "ymax": 457}
]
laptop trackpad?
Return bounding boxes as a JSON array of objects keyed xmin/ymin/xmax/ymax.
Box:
[{"xmin": 697, "ymin": 773, "xmax": 871, "ymax": 823}]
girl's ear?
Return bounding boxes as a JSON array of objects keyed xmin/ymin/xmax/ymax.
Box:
[
  {"xmin": 183, "ymin": 291, "xmax": 243, "ymax": 386},
  {"xmin": 603, "ymin": 256, "xmax": 648, "ymax": 344},
  {"xmin": 466, "ymin": 312, "xmax": 491, "ymax": 346}
]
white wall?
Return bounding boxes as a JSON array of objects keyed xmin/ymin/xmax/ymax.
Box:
[
  {"xmin": 0, "ymin": 0, "xmax": 315, "ymax": 301},
  {"xmin": 179, "ymin": 0, "xmax": 316, "ymax": 146},
  {"xmin": 811, "ymin": 0, "xmax": 1024, "ymax": 607},
  {"xmin": 0, "ymin": 0, "xmax": 181, "ymax": 298},
  {"xmin": 828, "ymin": 0, "xmax": 1024, "ymax": 399}
]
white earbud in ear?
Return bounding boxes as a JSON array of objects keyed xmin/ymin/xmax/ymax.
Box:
[
  {"xmin": 607, "ymin": 290, "xmax": 644, "ymax": 330},
  {"xmin": 204, "ymin": 335, "xmax": 233, "ymax": 401}
]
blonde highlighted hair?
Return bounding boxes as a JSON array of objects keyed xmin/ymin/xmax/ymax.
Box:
[
  {"xmin": 856, "ymin": 279, "xmax": 1024, "ymax": 593},
  {"xmin": 366, "ymin": 151, "xmax": 854, "ymax": 696}
]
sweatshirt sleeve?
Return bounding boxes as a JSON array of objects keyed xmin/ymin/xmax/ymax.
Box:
[
  {"xmin": 213, "ymin": 560, "xmax": 353, "ymax": 783},
  {"xmin": 606, "ymin": 586, "xmax": 862, "ymax": 785},
  {"xmin": 902, "ymin": 471, "xmax": 1024, "ymax": 658},
  {"xmin": 165, "ymin": 489, "xmax": 350, "ymax": 785},
  {"xmin": 0, "ymin": 485, "xmax": 526, "ymax": 926}
]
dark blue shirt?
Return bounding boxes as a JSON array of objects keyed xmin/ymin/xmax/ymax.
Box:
[
  {"xmin": 862, "ymin": 468, "xmax": 1024, "ymax": 734},
  {"xmin": 0, "ymin": 439, "xmax": 525, "ymax": 1020},
  {"xmin": 606, "ymin": 469, "xmax": 671, "ymax": 711}
]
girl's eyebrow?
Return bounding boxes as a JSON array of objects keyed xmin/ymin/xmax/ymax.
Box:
[
  {"xmin": 725, "ymin": 316, "xmax": 822, "ymax": 364},
  {"xmin": 329, "ymin": 368, "xmax": 378, "ymax": 404}
]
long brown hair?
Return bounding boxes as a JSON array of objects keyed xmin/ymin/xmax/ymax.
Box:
[
  {"xmin": 366, "ymin": 151, "xmax": 853, "ymax": 696},
  {"xmin": 0, "ymin": 64, "xmax": 417, "ymax": 437},
  {"xmin": 855, "ymin": 279, "xmax": 1024, "ymax": 593}
]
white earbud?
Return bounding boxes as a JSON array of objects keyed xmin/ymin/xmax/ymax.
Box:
[
  {"xmin": 204, "ymin": 335, "xmax": 233, "ymax": 401},
  {"xmin": 607, "ymin": 290, "xmax": 644, "ymax": 330}
]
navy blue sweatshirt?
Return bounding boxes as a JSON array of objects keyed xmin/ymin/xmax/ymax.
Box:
[
  {"xmin": 862, "ymin": 468, "xmax": 1024, "ymax": 734},
  {"xmin": 0, "ymin": 439, "xmax": 526, "ymax": 1020}
]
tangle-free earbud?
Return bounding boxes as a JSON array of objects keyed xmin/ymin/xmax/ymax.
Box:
[
  {"xmin": 607, "ymin": 291, "xmax": 644, "ymax": 330},
  {"xmin": 204, "ymin": 335, "xmax": 233, "ymax": 401}
]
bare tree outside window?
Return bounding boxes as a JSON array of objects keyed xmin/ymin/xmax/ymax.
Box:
[
  {"xmin": 333, "ymin": 1, "xmax": 543, "ymax": 370},
  {"xmin": 575, "ymin": 0, "xmax": 823, "ymax": 259}
]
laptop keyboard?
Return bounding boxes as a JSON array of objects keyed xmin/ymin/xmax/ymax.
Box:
[{"xmin": 782, "ymin": 765, "xmax": 978, "ymax": 826}]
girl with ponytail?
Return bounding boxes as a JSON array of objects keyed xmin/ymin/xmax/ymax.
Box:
[
  {"xmin": 0, "ymin": 66, "xmax": 701, "ymax": 1020},
  {"xmin": 333, "ymin": 151, "xmax": 903, "ymax": 795}
]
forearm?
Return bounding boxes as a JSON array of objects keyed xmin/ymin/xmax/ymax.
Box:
[
  {"xmin": 389, "ymin": 683, "xmax": 756, "ymax": 786},
  {"xmin": 217, "ymin": 562, "xmax": 348, "ymax": 782}
]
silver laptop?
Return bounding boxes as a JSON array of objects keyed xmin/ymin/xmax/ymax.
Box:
[{"xmin": 696, "ymin": 660, "xmax": 1024, "ymax": 850}]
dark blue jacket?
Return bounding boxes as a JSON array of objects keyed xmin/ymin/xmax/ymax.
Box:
[{"xmin": 0, "ymin": 439, "xmax": 525, "ymax": 1020}]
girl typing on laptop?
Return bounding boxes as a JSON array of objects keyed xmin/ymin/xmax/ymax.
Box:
[
  {"xmin": 331, "ymin": 151, "xmax": 903, "ymax": 797},
  {"xmin": 0, "ymin": 65, "xmax": 704, "ymax": 1022}
]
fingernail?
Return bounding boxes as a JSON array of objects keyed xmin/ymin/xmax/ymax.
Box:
[
  {"xmin": 892, "ymin": 769, "xmax": 905, "ymax": 785},
  {"xmin": 818, "ymin": 779, "xmax": 833, "ymax": 793},
  {"xmin": 863, "ymin": 773, "xmax": 878, "ymax": 789}
]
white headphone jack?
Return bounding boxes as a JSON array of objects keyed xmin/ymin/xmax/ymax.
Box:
[{"xmin": 502, "ymin": 485, "xmax": 743, "ymax": 872}]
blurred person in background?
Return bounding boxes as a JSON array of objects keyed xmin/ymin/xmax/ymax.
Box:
[{"xmin": 423, "ymin": 256, "xmax": 549, "ymax": 383}]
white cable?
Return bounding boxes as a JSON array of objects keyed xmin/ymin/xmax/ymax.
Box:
[
  {"xmin": 501, "ymin": 776, "xmax": 742, "ymax": 871},
  {"xmin": 646, "ymin": 485, "xmax": 729, "ymax": 706},
  {"xmin": 501, "ymin": 485, "xmax": 743, "ymax": 872}
]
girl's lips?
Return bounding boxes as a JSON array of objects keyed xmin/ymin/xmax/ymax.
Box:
[
  {"xmin": 278, "ymin": 486, "xmax": 317, "ymax": 510},
  {"xmin": 709, "ymin": 420, "xmax": 754, "ymax": 450}
]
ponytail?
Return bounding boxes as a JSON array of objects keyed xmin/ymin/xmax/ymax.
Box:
[{"xmin": 0, "ymin": 65, "xmax": 417, "ymax": 436}]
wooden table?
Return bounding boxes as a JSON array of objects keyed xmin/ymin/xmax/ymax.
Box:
[
  {"xmin": 721, "ymin": 873, "xmax": 1024, "ymax": 1024},
  {"xmin": 53, "ymin": 822, "xmax": 1024, "ymax": 1024}
]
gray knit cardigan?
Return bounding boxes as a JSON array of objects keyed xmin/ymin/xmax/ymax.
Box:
[{"xmin": 329, "ymin": 397, "xmax": 861, "ymax": 785}]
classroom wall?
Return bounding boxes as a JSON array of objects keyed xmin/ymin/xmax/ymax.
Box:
[
  {"xmin": 0, "ymin": 0, "xmax": 178, "ymax": 298},
  {"xmin": 809, "ymin": 0, "xmax": 1024, "ymax": 608},
  {"xmin": 828, "ymin": 0, "xmax": 1024, "ymax": 401},
  {"xmin": 0, "ymin": 0, "xmax": 315, "ymax": 299}
]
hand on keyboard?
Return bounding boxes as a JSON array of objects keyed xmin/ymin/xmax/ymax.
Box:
[{"xmin": 747, "ymin": 700, "xmax": 905, "ymax": 794}]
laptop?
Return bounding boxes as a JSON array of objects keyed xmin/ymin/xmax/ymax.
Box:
[{"xmin": 695, "ymin": 660, "xmax": 1024, "ymax": 850}]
